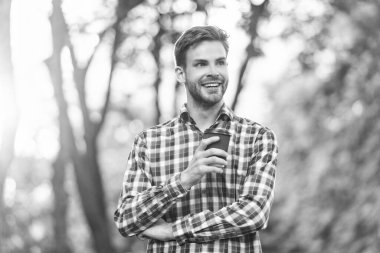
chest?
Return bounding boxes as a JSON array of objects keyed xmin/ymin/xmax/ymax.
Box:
[{"xmin": 146, "ymin": 131, "xmax": 255, "ymax": 190}]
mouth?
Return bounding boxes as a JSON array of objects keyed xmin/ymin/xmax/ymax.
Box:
[{"xmin": 202, "ymin": 81, "xmax": 222, "ymax": 88}]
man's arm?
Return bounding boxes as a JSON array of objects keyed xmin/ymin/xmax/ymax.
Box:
[
  {"xmin": 114, "ymin": 134, "xmax": 227, "ymax": 238},
  {"xmin": 114, "ymin": 134, "xmax": 189, "ymax": 237},
  {"xmin": 138, "ymin": 219, "xmax": 175, "ymax": 241},
  {"xmin": 172, "ymin": 128, "xmax": 278, "ymax": 245}
]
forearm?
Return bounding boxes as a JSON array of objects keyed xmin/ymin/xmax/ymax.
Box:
[
  {"xmin": 114, "ymin": 173, "xmax": 188, "ymax": 237},
  {"xmin": 172, "ymin": 193, "xmax": 273, "ymax": 245},
  {"xmin": 139, "ymin": 219, "xmax": 175, "ymax": 241}
]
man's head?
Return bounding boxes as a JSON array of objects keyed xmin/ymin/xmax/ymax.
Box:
[
  {"xmin": 174, "ymin": 26, "xmax": 229, "ymax": 68},
  {"xmin": 174, "ymin": 26, "xmax": 230, "ymax": 108}
]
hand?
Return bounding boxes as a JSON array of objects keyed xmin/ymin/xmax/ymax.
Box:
[
  {"xmin": 181, "ymin": 136, "xmax": 228, "ymax": 190},
  {"xmin": 140, "ymin": 219, "xmax": 174, "ymax": 241}
]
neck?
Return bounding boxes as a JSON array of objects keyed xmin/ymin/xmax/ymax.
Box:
[{"xmin": 186, "ymin": 100, "xmax": 224, "ymax": 132}]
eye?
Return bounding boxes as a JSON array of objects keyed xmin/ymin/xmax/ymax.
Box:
[
  {"xmin": 194, "ymin": 62, "xmax": 207, "ymax": 67},
  {"xmin": 217, "ymin": 60, "xmax": 226, "ymax": 66}
]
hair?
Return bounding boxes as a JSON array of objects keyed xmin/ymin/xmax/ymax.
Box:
[{"xmin": 174, "ymin": 26, "xmax": 229, "ymax": 68}]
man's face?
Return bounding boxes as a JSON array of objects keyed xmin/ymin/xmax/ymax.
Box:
[{"xmin": 177, "ymin": 40, "xmax": 228, "ymax": 108}]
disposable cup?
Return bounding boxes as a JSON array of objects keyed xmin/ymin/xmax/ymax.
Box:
[{"xmin": 203, "ymin": 131, "xmax": 231, "ymax": 159}]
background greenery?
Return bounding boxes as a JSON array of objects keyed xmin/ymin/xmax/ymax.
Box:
[{"xmin": 1, "ymin": 0, "xmax": 379, "ymax": 252}]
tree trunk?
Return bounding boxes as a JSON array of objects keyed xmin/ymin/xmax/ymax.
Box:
[
  {"xmin": 231, "ymin": 1, "xmax": 268, "ymax": 111},
  {"xmin": 72, "ymin": 150, "xmax": 114, "ymax": 253},
  {"xmin": 47, "ymin": 0, "xmax": 116, "ymax": 252},
  {"xmin": 152, "ymin": 23, "xmax": 164, "ymax": 125},
  {"xmin": 0, "ymin": 0, "xmax": 18, "ymax": 251},
  {"xmin": 231, "ymin": 54, "xmax": 251, "ymax": 111},
  {"xmin": 48, "ymin": 0, "xmax": 143, "ymax": 252},
  {"xmin": 46, "ymin": 1, "xmax": 73, "ymax": 252},
  {"xmin": 52, "ymin": 152, "xmax": 71, "ymax": 253}
]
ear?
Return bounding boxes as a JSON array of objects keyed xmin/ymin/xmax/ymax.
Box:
[{"xmin": 175, "ymin": 66, "xmax": 186, "ymax": 83}]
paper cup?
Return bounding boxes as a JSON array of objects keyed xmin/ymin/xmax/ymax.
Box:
[{"xmin": 203, "ymin": 131, "xmax": 231, "ymax": 159}]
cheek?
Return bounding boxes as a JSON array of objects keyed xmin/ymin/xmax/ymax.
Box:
[
  {"xmin": 186, "ymin": 71, "xmax": 205, "ymax": 82},
  {"xmin": 219, "ymin": 67, "xmax": 228, "ymax": 77}
]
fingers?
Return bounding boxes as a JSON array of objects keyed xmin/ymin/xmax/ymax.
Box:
[
  {"xmin": 195, "ymin": 148, "xmax": 228, "ymax": 161},
  {"xmin": 202, "ymin": 165, "xmax": 225, "ymax": 174},
  {"xmin": 202, "ymin": 156, "xmax": 228, "ymax": 167},
  {"xmin": 203, "ymin": 148, "xmax": 228, "ymax": 159},
  {"xmin": 197, "ymin": 136, "xmax": 220, "ymax": 151}
]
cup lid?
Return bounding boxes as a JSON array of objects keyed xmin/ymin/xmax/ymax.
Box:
[{"xmin": 204, "ymin": 129, "xmax": 230, "ymax": 135}]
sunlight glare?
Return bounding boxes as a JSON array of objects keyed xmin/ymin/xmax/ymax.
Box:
[
  {"xmin": 3, "ymin": 177, "xmax": 17, "ymax": 207},
  {"xmin": 11, "ymin": 0, "xmax": 52, "ymax": 63},
  {"xmin": 0, "ymin": 87, "xmax": 8, "ymax": 145},
  {"xmin": 352, "ymin": 100, "xmax": 363, "ymax": 117},
  {"xmin": 29, "ymin": 221, "xmax": 46, "ymax": 241},
  {"xmin": 173, "ymin": 0, "xmax": 197, "ymax": 14},
  {"xmin": 35, "ymin": 127, "xmax": 59, "ymax": 160},
  {"xmin": 62, "ymin": 0, "xmax": 107, "ymax": 24},
  {"xmin": 114, "ymin": 126, "xmax": 130, "ymax": 144},
  {"xmin": 32, "ymin": 181, "xmax": 52, "ymax": 207},
  {"xmin": 251, "ymin": 0, "xmax": 266, "ymax": 6}
]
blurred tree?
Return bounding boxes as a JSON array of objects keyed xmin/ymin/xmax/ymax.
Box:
[
  {"xmin": 46, "ymin": 0, "xmax": 142, "ymax": 252},
  {"xmin": 152, "ymin": 12, "xmax": 166, "ymax": 124},
  {"xmin": 170, "ymin": 0, "xmax": 212, "ymax": 117},
  {"xmin": 47, "ymin": 2, "xmax": 73, "ymax": 252},
  {"xmin": 118, "ymin": 0, "xmax": 211, "ymax": 124},
  {"xmin": 150, "ymin": 0, "xmax": 210, "ymax": 123},
  {"xmin": 262, "ymin": 0, "xmax": 380, "ymax": 252},
  {"xmin": 0, "ymin": 0, "xmax": 18, "ymax": 251},
  {"xmin": 231, "ymin": 0, "xmax": 269, "ymax": 111}
]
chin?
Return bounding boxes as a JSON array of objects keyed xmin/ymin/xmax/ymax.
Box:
[{"xmin": 202, "ymin": 97, "xmax": 223, "ymax": 107}]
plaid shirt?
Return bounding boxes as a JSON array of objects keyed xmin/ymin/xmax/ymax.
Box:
[{"xmin": 114, "ymin": 104, "xmax": 278, "ymax": 253}]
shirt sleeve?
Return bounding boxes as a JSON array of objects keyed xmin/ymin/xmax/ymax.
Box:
[
  {"xmin": 172, "ymin": 127, "xmax": 278, "ymax": 245},
  {"xmin": 114, "ymin": 133, "xmax": 189, "ymax": 237}
]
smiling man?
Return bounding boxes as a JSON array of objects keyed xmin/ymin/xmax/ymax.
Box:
[{"xmin": 114, "ymin": 26, "xmax": 278, "ymax": 253}]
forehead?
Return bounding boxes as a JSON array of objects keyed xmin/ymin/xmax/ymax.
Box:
[{"xmin": 185, "ymin": 40, "xmax": 227, "ymax": 62}]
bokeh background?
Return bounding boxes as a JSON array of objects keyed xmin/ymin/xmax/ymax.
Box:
[{"xmin": 1, "ymin": 0, "xmax": 380, "ymax": 252}]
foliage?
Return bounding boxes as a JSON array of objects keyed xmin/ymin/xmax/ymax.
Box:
[{"xmin": 262, "ymin": 0, "xmax": 380, "ymax": 252}]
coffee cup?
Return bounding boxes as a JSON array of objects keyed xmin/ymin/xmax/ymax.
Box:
[{"xmin": 203, "ymin": 130, "xmax": 231, "ymax": 160}]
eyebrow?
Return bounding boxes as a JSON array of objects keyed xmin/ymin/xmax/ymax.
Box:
[
  {"xmin": 193, "ymin": 59, "xmax": 208, "ymax": 63},
  {"xmin": 192, "ymin": 57, "xmax": 226, "ymax": 62}
]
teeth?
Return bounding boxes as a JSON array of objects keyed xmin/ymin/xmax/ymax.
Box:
[{"xmin": 203, "ymin": 82, "xmax": 220, "ymax": 87}]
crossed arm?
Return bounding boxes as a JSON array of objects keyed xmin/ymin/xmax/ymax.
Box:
[{"xmin": 114, "ymin": 128, "xmax": 278, "ymax": 245}]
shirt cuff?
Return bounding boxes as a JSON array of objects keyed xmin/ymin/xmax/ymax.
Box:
[
  {"xmin": 163, "ymin": 173, "xmax": 189, "ymax": 200},
  {"xmin": 172, "ymin": 215, "xmax": 193, "ymax": 245}
]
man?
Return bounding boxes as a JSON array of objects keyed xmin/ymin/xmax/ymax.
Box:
[{"xmin": 114, "ymin": 25, "xmax": 278, "ymax": 252}]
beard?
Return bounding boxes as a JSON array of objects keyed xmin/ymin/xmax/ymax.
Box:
[{"xmin": 185, "ymin": 75, "xmax": 228, "ymax": 107}]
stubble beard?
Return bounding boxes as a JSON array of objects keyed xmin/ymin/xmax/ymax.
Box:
[{"xmin": 185, "ymin": 78, "xmax": 228, "ymax": 109}]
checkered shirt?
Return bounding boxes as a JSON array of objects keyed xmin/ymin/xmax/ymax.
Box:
[{"xmin": 114, "ymin": 103, "xmax": 278, "ymax": 253}]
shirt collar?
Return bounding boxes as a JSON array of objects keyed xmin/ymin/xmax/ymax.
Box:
[{"xmin": 179, "ymin": 103, "xmax": 234, "ymax": 124}]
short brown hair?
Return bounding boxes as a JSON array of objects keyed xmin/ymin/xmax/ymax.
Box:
[{"xmin": 174, "ymin": 26, "xmax": 229, "ymax": 67}]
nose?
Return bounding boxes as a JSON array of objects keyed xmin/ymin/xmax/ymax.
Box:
[{"xmin": 207, "ymin": 64, "xmax": 220, "ymax": 77}]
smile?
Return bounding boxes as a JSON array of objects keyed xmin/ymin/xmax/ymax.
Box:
[{"xmin": 202, "ymin": 82, "xmax": 221, "ymax": 88}]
